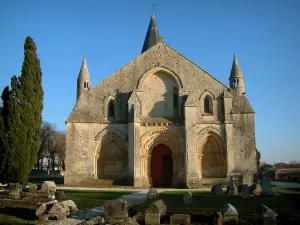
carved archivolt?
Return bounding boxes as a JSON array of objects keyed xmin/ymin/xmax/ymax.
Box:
[
  {"xmin": 94, "ymin": 131, "xmax": 128, "ymax": 177},
  {"xmin": 94, "ymin": 127, "xmax": 127, "ymax": 141},
  {"xmin": 140, "ymin": 128, "xmax": 184, "ymax": 156},
  {"xmin": 197, "ymin": 126, "xmax": 226, "ymax": 154},
  {"xmin": 139, "ymin": 128, "xmax": 185, "ymax": 187},
  {"xmin": 197, "ymin": 126, "xmax": 227, "ymax": 178}
]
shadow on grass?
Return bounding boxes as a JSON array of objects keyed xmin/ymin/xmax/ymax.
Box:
[
  {"xmin": 28, "ymin": 176, "xmax": 64, "ymax": 185},
  {"xmin": 0, "ymin": 208, "xmax": 37, "ymax": 225}
]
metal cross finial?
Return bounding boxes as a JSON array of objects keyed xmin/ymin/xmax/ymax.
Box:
[{"xmin": 152, "ymin": 4, "xmax": 157, "ymax": 13}]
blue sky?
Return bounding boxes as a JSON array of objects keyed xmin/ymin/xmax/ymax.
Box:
[{"xmin": 0, "ymin": 0, "xmax": 299, "ymax": 164}]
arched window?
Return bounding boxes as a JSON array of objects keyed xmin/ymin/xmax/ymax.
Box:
[
  {"xmin": 84, "ymin": 82, "xmax": 86, "ymax": 88},
  {"xmin": 108, "ymin": 100, "xmax": 115, "ymax": 119},
  {"xmin": 204, "ymin": 95, "xmax": 213, "ymax": 114},
  {"xmin": 173, "ymin": 87, "xmax": 178, "ymax": 109}
]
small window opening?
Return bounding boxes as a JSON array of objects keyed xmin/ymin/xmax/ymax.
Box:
[
  {"xmin": 108, "ymin": 100, "xmax": 115, "ymax": 118},
  {"xmin": 87, "ymin": 82, "xmax": 89, "ymax": 88},
  {"xmin": 84, "ymin": 82, "xmax": 86, "ymax": 88},
  {"xmin": 204, "ymin": 95, "xmax": 213, "ymax": 114},
  {"xmin": 237, "ymin": 79, "xmax": 239, "ymax": 87},
  {"xmin": 173, "ymin": 87, "xmax": 178, "ymax": 108}
]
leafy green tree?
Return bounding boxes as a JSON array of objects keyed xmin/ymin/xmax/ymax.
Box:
[{"xmin": 0, "ymin": 37, "xmax": 43, "ymax": 184}]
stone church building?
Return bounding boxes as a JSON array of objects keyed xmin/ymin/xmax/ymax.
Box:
[{"xmin": 65, "ymin": 13, "xmax": 257, "ymax": 188}]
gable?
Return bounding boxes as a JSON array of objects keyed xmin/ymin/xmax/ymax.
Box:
[{"xmin": 67, "ymin": 41, "xmax": 229, "ymax": 123}]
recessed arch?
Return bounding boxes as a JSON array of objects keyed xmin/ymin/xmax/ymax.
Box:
[
  {"xmin": 137, "ymin": 66, "xmax": 183, "ymax": 90},
  {"xmin": 197, "ymin": 126, "xmax": 227, "ymax": 178},
  {"xmin": 103, "ymin": 94, "xmax": 119, "ymax": 120},
  {"xmin": 94, "ymin": 131, "xmax": 128, "ymax": 181}
]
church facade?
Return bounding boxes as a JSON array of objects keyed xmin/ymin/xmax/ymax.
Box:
[{"xmin": 65, "ymin": 13, "xmax": 257, "ymax": 188}]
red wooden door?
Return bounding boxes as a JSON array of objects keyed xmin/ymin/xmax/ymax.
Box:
[{"xmin": 151, "ymin": 144, "xmax": 172, "ymax": 187}]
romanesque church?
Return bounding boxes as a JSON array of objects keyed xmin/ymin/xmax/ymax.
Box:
[{"xmin": 65, "ymin": 13, "xmax": 257, "ymax": 188}]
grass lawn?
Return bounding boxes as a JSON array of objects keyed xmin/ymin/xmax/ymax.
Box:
[{"xmin": 63, "ymin": 190, "xmax": 137, "ymax": 210}]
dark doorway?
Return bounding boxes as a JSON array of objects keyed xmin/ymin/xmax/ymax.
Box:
[
  {"xmin": 151, "ymin": 144, "xmax": 173, "ymax": 187},
  {"xmin": 162, "ymin": 155, "xmax": 173, "ymax": 187}
]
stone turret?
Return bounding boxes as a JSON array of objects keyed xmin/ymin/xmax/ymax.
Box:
[
  {"xmin": 141, "ymin": 12, "xmax": 161, "ymax": 54},
  {"xmin": 229, "ymin": 54, "xmax": 245, "ymax": 96},
  {"xmin": 76, "ymin": 57, "xmax": 90, "ymax": 101}
]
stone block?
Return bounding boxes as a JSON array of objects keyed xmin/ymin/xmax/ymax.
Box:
[
  {"xmin": 170, "ymin": 214, "xmax": 191, "ymax": 225},
  {"xmin": 226, "ymin": 177, "xmax": 238, "ymax": 196},
  {"xmin": 81, "ymin": 216, "xmax": 105, "ymax": 225},
  {"xmin": 61, "ymin": 200, "xmax": 78, "ymax": 214},
  {"xmin": 147, "ymin": 188, "xmax": 159, "ymax": 201},
  {"xmin": 211, "ymin": 184, "xmax": 223, "ymax": 196},
  {"xmin": 8, "ymin": 183, "xmax": 20, "ymax": 200},
  {"xmin": 146, "ymin": 199, "xmax": 167, "ymax": 216},
  {"xmin": 40, "ymin": 181, "xmax": 56, "ymax": 194},
  {"xmin": 104, "ymin": 199, "xmax": 128, "ymax": 222},
  {"xmin": 182, "ymin": 191, "xmax": 192, "ymax": 205},
  {"xmin": 145, "ymin": 213, "xmax": 160, "ymax": 225},
  {"xmin": 28, "ymin": 184, "xmax": 37, "ymax": 193},
  {"xmin": 109, "ymin": 217, "xmax": 126, "ymax": 224},
  {"xmin": 38, "ymin": 214, "xmax": 49, "ymax": 221},
  {"xmin": 119, "ymin": 217, "xmax": 139, "ymax": 225},
  {"xmin": 223, "ymin": 203, "xmax": 238, "ymax": 225},
  {"xmin": 49, "ymin": 202, "xmax": 70, "ymax": 219},
  {"xmin": 243, "ymin": 170, "xmax": 253, "ymax": 186},
  {"xmin": 258, "ymin": 204, "xmax": 278, "ymax": 225}
]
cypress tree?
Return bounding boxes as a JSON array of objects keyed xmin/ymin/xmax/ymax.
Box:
[{"xmin": 0, "ymin": 37, "xmax": 43, "ymax": 184}]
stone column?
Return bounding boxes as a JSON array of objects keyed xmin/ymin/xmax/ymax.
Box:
[
  {"xmin": 198, "ymin": 154, "xmax": 203, "ymax": 179},
  {"xmin": 184, "ymin": 106, "xmax": 200, "ymax": 188}
]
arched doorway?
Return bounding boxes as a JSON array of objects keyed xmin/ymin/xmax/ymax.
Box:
[
  {"xmin": 202, "ymin": 136, "xmax": 226, "ymax": 178},
  {"xmin": 151, "ymin": 144, "xmax": 173, "ymax": 187}
]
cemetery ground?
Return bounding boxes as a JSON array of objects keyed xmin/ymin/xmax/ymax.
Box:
[{"xmin": 0, "ymin": 186, "xmax": 300, "ymax": 224}]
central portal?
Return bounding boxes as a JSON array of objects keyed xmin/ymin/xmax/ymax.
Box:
[{"xmin": 151, "ymin": 144, "xmax": 173, "ymax": 187}]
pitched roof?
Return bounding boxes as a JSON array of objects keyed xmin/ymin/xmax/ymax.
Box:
[
  {"xmin": 141, "ymin": 12, "xmax": 160, "ymax": 53},
  {"xmin": 231, "ymin": 94, "xmax": 255, "ymax": 113}
]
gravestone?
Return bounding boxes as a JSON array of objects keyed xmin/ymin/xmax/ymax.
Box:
[
  {"xmin": 48, "ymin": 202, "xmax": 70, "ymax": 220},
  {"xmin": 243, "ymin": 170, "xmax": 253, "ymax": 186},
  {"xmin": 253, "ymin": 184, "xmax": 262, "ymax": 196},
  {"xmin": 28, "ymin": 184, "xmax": 37, "ymax": 193},
  {"xmin": 147, "ymin": 188, "xmax": 159, "ymax": 201},
  {"xmin": 40, "ymin": 181, "xmax": 56, "ymax": 195},
  {"xmin": 260, "ymin": 176, "xmax": 274, "ymax": 196},
  {"xmin": 61, "ymin": 200, "xmax": 78, "ymax": 214},
  {"xmin": 104, "ymin": 199, "xmax": 128, "ymax": 224},
  {"xmin": 8, "ymin": 183, "xmax": 20, "ymax": 200},
  {"xmin": 211, "ymin": 184, "xmax": 223, "ymax": 196},
  {"xmin": 226, "ymin": 177, "xmax": 237, "ymax": 196},
  {"xmin": 170, "ymin": 214, "xmax": 191, "ymax": 225},
  {"xmin": 241, "ymin": 184, "xmax": 250, "ymax": 198},
  {"xmin": 183, "ymin": 191, "xmax": 192, "ymax": 205},
  {"xmin": 223, "ymin": 203, "xmax": 238, "ymax": 225},
  {"xmin": 145, "ymin": 199, "xmax": 167, "ymax": 225},
  {"xmin": 81, "ymin": 216, "xmax": 105, "ymax": 225},
  {"xmin": 258, "ymin": 204, "xmax": 278, "ymax": 225}
]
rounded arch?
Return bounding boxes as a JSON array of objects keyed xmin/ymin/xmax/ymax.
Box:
[
  {"xmin": 140, "ymin": 128, "xmax": 185, "ymax": 187},
  {"xmin": 137, "ymin": 66, "xmax": 183, "ymax": 90},
  {"xmin": 103, "ymin": 94, "xmax": 119, "ymax": 120},
  {"xmin": 197, "ymin": 126, "xmax": 226, "ymax": 153},
  {"xmin": 94, "ymin": 131, "xmax": 128, "ymax": 180},
  {"xmin": 94, "ymin": 126, "xmax": 127, "ymax": 141},
  {"xmin": 197, "ymin": 126, "xmax": 227, "ymax": 178}
]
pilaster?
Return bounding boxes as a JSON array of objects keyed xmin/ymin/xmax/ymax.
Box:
[{"xmin": 184, "ymin": 106, "xmax": 200, "ymax": 188}]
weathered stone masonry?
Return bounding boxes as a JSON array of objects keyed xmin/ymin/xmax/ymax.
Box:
[{"xmin": 65, "ymin": 12, "xmax": 257, "ymax": 188}]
